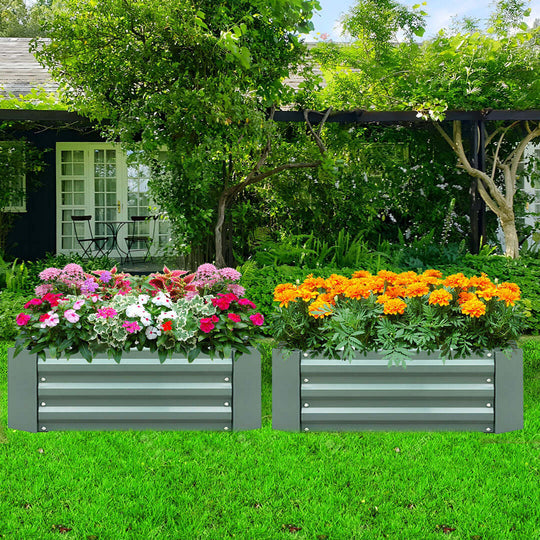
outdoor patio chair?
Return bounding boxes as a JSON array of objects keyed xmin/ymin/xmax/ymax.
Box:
[
  {"xmin": 124, "ymin": 215, "xmax": 157, "ymax": 263},
  {"xmin": 70, "ymin": 215, "xmax": 108, "ymax": 259}
]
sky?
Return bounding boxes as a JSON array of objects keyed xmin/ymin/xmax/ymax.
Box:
[{"xmin": 308, "ymin": 0, "xmax": 540, "ymax": 41}]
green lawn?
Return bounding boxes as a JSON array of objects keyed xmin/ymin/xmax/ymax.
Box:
[{"xmin": 1, "ymin": 340, "xmax": 540, "ymax": 539}]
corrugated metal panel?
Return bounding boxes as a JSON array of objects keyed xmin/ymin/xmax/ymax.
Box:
[
  {"xmin": 37, "ymin": 354, "xmax": 232, "ymax": 431},
  {"xmin": 301, "ymin": 356, "xmax": 495, "ymax": 432}
]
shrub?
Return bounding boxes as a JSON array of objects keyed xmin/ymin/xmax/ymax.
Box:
[{"xmin": 0, "ymin": 291, "xmax": 33, "ymax": 339}]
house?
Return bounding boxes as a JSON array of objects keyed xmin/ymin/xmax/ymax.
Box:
[
  {"xmin": 0, "ymin": 38, "xmax": 169, "ymax": 261},
  {"xmin": 1, "ymin": 38, "xmax": 539, "ymax": 260}
]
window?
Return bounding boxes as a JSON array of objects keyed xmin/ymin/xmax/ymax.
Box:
[{"xmin": 0, "ymin": 141, "xmax": 27, "ymax": 213}]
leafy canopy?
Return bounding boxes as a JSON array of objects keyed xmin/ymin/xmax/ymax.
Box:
[{"xmin": 312, "ymin": 0, "xmax": 540, "ymax": 116}]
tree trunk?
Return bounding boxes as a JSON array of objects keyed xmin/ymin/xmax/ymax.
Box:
[
  {"xmin": 500, "ymin": 218, "xmax": 520, "ymax": 259},
  {"xmin": 215, "ymin": 192, "xmax": 227, "ymax": 268}
]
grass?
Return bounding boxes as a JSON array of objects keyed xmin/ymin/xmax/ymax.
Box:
[{"xmin": 1, "ymin": 339, "xmax": 540, "ymax": 539}]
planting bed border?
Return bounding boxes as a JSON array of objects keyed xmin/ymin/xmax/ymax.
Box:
[
  {"xmin": 8, "ymin": 348, "xmax": 261, "ymax": 432},
  {"xmin": 272, "ymin": 349, "xmax": 523, "ymax": 433}
]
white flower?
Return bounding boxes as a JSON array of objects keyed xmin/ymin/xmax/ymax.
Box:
[
  {"xmin": 138, "ymin": 294, "xmax": 150, "ymax": 305},
  {"xmin": 139, "ymin": 311, "xmax": 153, "ymax": 326},
  {"xmin": 152, "ymin": 292, "xmax": 172, "ymax": 308},
  {"xmin": 126, "ymin": 304, "xmax": 145, "ymax": 318},
  {"xmin": 157, "ymin": 310, "xmax": 178, "ymax": 323},
  {"xmin": 145, "ymin": 326, "xmax": 161, "ymax": 340}
]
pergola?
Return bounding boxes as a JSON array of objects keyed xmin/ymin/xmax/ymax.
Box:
[{"xmin": 2, "ymin": 107, "xmax": 540, "ymax": 252}]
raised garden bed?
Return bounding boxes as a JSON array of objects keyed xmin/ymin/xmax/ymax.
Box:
[
  {"xmin": 9, "ymin": 348, "xmax": 260, "ymax": 432},
  {"xmin": 272, "ymin": 349, "xmax": 523, "ymax": 433}
]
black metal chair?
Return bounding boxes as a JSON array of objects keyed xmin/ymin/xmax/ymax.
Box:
[
  {"xmin": 70, "ymin": 215, "xmax": 108, "ymax": 259},
  {"xmin": 124, "ymin": 215, "xmax": 157, "ymax": 263}
]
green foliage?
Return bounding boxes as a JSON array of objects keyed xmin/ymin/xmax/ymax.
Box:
[
  {"xmin": 0, "ymin": 255, "xmax": 28, "ymax": 292},
  {"xmin": 34, "ymin": 0, "xmax": 323, "ymax": 263},
  {"xmin": 0, "ymin": 0, "xmax": 49, "ymax": 37},
  {"xmin": 0, "ymin": 87, "xmax": 65, "ymax": 110},
  {"xmin": 0, "ymin": 291, "xmax": 31, "ymax": 339},
  {"xmin": 0, "ymin": 138, "xmax": 46, "ymax": 251}
]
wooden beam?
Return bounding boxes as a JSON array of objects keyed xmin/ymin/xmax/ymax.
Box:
[{"xmin": 0, "ymin": 109, "xmax": 88, "ymax": 123}]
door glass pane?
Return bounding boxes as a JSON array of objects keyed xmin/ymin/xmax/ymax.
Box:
[
  {"xmin": 59, "ymin": 152, "xmax": 86, "ymax": 253},
  {"xmin": 94, "ymin": 149, "xmax": 117, "ymax": 241}
]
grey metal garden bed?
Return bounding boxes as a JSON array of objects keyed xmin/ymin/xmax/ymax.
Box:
[
  {"xmin": 8, "ymin": 348, "xmax": 261, "ymax": 432},
  {"xmin": 272, "ymin": 349, "xmax": 523, "ymax": 433}
]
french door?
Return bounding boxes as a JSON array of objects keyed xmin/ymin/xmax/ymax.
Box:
[{"xmin": 56, "ymin": 143, "xmax": 168, "ymax": 256}]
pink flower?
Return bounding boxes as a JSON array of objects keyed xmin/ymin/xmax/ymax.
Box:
[
  {"xmin": 97, "ymin": 307, "xmax": 117, "ymax": 319},
  {"xmin": 227, "ymin": 313, "xmax": 241, "ymax": 323},
  {"xmin": 199, "ymin": 317, "xmax": 215, "ymax": 333},
  {"xmin": 24, "ymin": 298, "xmax": 43, "ymax": 309},
  {"xmin": 34, "ymin": 284, "xmax": 54, "ymax": 298},
  {"xmin": 238, "ymin": 298, "xmax": 256, "ymax": 309},
  {"xmin": 219, "ymin": 267, "xmax": 241, "ymax": 281},
  {"xmin": 73, "ymin": 298, "xmax": 86, "ymax": 310},
  {"xmin": 16, "ymin": 313, "xmax": 31, "ymax": 326},
  {"xmin": 38, "ymin": 267, "xmax": 61, "ymax": 281},
  {"xmin": 122, "ymin": 320, "xmax": 141, "ymax": 334},
  {"xmin": 196, "ymin": 263, "xmax": 218, "ymax": 277},
  {"xmin": 249, "ymin": 313, "xmax": 264, "ymax": 326},
  {"xmin": 40, "ymin": 311, "xmax": 59, "ymax": 328},
  {"xmin": 227, "ymin": 283, "xmax": 246, "ymax": 297},
  {"xmin": 64, "ymin": 309, "xmax": 80, "ymax": 323},
  {"xmin": 62, "ymin": 263, "xmax": 84, "ymax": 275}
]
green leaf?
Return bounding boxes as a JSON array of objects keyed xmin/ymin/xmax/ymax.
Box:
[
  {"xmin": 187, "ymin": 347, "xmax": 201, "ymax": 363},
  {"xmin": 158, "ymin": 348, "xmax": 168, "ymax": 364},
  {"xmin": 79, "ymin": 342, "xmax": 92, "ymax": 363}
]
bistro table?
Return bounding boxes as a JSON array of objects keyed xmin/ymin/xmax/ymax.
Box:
[{"xmin": 101, "ymin": 220, "xmax": 131, "ymax": 262}]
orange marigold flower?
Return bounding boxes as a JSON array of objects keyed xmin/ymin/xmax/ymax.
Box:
[
  {"xmin": 296, "ymin": 287, "xmax": 319, "ymax": 302},
  {"xmin": 308, "ymin": 300, "xmax": 333, "ymax": 318},
  {"xmin": 344, "ymin": 280, "xmax": 372, "ymax": 300},
  {"xmin": 383, "ymin": 298, "xmax": 407, "ymax": 315},
  {"xmin": 476, "ymin": 286, "xmax": 497, "ymax": 301},
  {"xmin": 385, "ymin": 285, "xmax": 407, "ymax": 298},
  {"xmin": 367, "ymin": 277, "xmax": 386, "ymax": 294},
  {"xmin": 377, "ymin": 270, "xmax": 398, "ymax": 284},
  {"xmin": 274, "ymin": 283, "xmax": 296, "ymax": 296},
  {"xmin": 376, "ymin": 294, "xmax": 390, "ymax": 304},
  {"xmin": 318, "ymin": 292, "xmax": 337, "ymax": 306},
  {"xmin": 469, "ymin": 273, "xmax": 493, "ymax": 290},
  {"xmin": 274, "ymin": 288, "xmax": 299, "ymax": 308},
  {"xmin": 394, "ymin": 271, "xmax": 419, "ymax": 287},
  {"xmin": 443, "ymin": 273, "xmax": 470, "ymax": 289},
  {"xmin": 500, "ymin": 282, "xmax": 521, "ymax": 294},
  {"xmin": 352, "ymin": 270, "xmax": 372, "ymax": 279},
  {"xmin": 458, "ymin": 291, "xmax": 477, "ymax": 305},
  {"xmin": 324, "ymin": 274, "xmax": 349, "ymax": 295},
  {"xmin": 405, "ymin": 282, "xmax": 430, "ymax": 298},
  {"xmin": 495, "ymin": 287, "xmax": 521, "ymax": 306},
  {"xmin": 461, "ymin": 298, "xmax": 486, "ymax": 318},
  {"xmin": 302, "ymin": 275, "xmax": 327, "ymax": 292},
  {"xmin": 428, "ymin": 289, "xmax": 452, "ymax": 306},
  {"xmin": 422, "ymin": 269, "xmax": 443, "ymax": 279}
]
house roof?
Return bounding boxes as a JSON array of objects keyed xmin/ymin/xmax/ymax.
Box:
[
  {"xmin": 0, "ymin": 38, "xmax": 57, "ymax": 96},
  {"xmin": 0, "ymin": 37, "xmax": 322, "ymax": 97}
]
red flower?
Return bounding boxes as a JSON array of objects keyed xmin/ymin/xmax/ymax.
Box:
[
  {"xmin": 43, "ymin": 293, "xmax": 63, "ymax": 307},
  {"xmin": 211, "ymin": 315, "xmax": 219, "ymax": 323},
  {"xmin": 212, "ymin": 293, "xmax": 239, "ymax": 311},
  {"xmin": 24, "ymin": 298, "xmax": 43, "ymax": 309},
  {"xmin": 238, "ymin": 298, "xmax": 256, "ymax": 309},
  {"xmin": 227, "ymin": 313, "xmax": 241, "ymax": 323},
  {"xmin": 199, "ymin": 317, "xmax": 215, "ymax": 333},
  {"xmin": 249, "ymin": 313, "xmax": 264, "ymax": 326},
  {"xmin": 39, "ymin": 313, "xmax": 50, "ymax": 322},
  {"xmin": 162, "ymin": 320, "xmax": 173, "ymax": 332}
]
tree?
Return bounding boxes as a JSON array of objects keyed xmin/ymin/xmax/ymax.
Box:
[
  {"xmin": 312, "ymin": 0, "xmax": 540, "ymax": 258},
  {"xmin": 0, "ymin": 0, "xmax": 49, "ymax": 37},
  {"xmin": 34, "ymin": 0, "xmax": 329, "ymax": 267}
]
